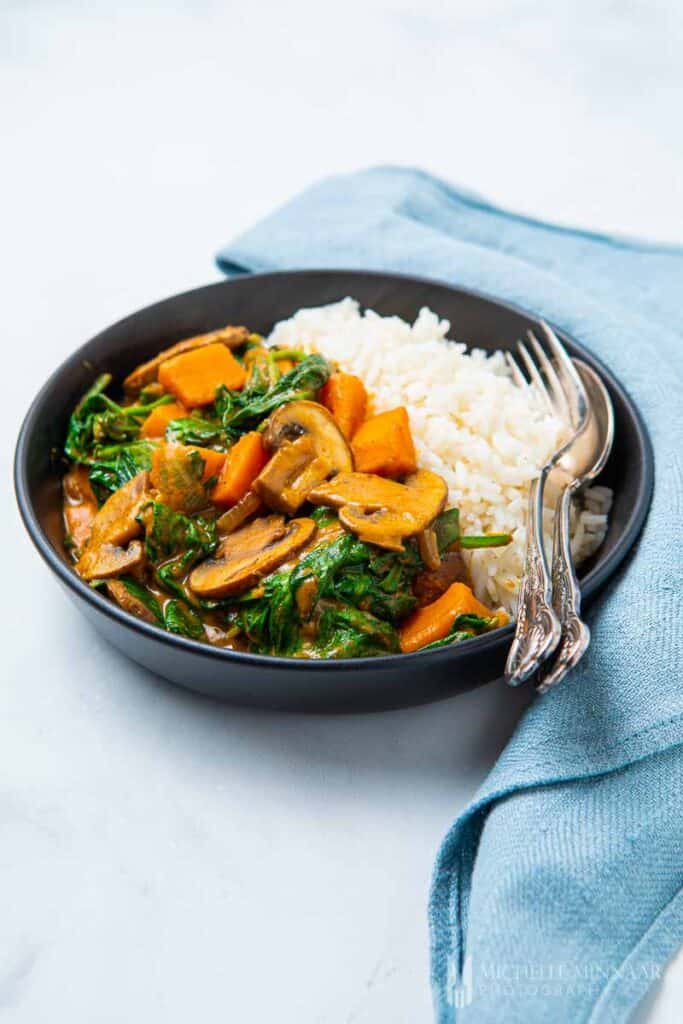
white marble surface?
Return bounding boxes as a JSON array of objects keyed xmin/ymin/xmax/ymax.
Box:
[{"xmin": 2, "ymin": 2, "xmax": 682, "ymax": 1021}]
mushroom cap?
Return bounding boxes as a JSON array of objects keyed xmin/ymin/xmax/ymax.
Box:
[
  {"xmin": 417, "ymin": 527, "xmax": 441, "ymax": 570},
  {"xmin": 308, "ymin": 469, "xmax": 448, "ymax": 551},
  {"xmin": 77, "ymin": 540, "xmax": 146, "ymax": 581},
  {"xmin": 263, "ymin": 401, "xmax": 352, "ymax": 474},
  {"xmin": 188, "ymin": 515, "xmax": 317, "ymax": 598},
  {"xmin": 86, "ymin": 471, "xmax": 149, "ymax": 547},
  {"xmin": 338, "ymin": 507, "xmax": 414, "ymax": 552},
  {"xmin": 308, "ymin": 472, "xmax": 408, "ymax": 510},
  {"xmin": 254, "ymin": 435, "xmax": 331, "ymax": 515},
  {"xmin": 76, "ymin": 471, "xmax": 150, "ymax": 580}
]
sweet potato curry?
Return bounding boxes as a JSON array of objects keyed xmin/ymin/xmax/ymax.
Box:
[{"xmin": 62, "ymin": 325, "xmax": 511, "ymax": 658}]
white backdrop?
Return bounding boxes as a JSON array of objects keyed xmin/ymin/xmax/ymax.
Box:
[{"xmin": 2, "ymin": 2, "xmax": 681, "ymax": 1021}]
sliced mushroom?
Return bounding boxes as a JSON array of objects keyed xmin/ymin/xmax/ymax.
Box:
[
  {"xmin": 63, "ymin": 464, "xmax": 98, "ymax": 555},
  {"xmin": 188, "ymin": 515, "xmax": 317, "ymax": 598},
  {"xmin": 308, "ymin": 472, "xmax": 408, "ymax": 509},
  {"xmin": 124, "ymin": 325, "xmax": 250, "ymax": 394},
  {"xmin": 263, "ymin": 401, "xmax": 352, "ymax": 474},
  {"xmin": 86, "ymin": 471, "xmax": 150, "ymax": 547},
  {"xmin": 254, "ymin": 435, "xmax": 331, "ymax": 514},
  {"xmin": 106, "ymin": 580, "xmax": 158, "ymax": 624},
  {"xmin": 309, "ymin": 469, "xmax": 447, "ymax": 551},
  {"xmin": 337, "ymin": 507, "xmax": 412, "ymax": 551},
  {"xmin": 417, "ymin": 527, "xmax": 440, "ymax": 570},
  {"xmin": 216, "ymin": 490, "xmax": 263, "ymax": 535},
  {"xmin": 76, "ymin": 472, "xmax": 150, "ymax": 580},
  {"xmin": 78, "ymin": 540, "xmax": 146, "ymax": 581},
  {"xmin": 404, "ymin": 471, "xmax": 448, "ymax": 509}
]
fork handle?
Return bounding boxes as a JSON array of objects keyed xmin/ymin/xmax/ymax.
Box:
[
  {"xmin": 536, "ymin": 484, "xmax": 591, "ymax": 693},
  {"xmin": 505, "ymin": 474, "xmax": 561, "ymax": 686}
]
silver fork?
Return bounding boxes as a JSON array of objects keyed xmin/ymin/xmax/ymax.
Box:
[{"xmin": 504, "ymin": 322, "xmax": 589, "ymax": 687}]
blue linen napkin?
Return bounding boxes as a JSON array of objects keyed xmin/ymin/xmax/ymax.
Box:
[{"xmin": 217, "ymin": 167, "xmax": 683, "ymax": 1023}]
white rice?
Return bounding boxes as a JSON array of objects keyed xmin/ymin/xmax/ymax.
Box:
[{"xmin": 267, "ymin": 299, "xmax": 612, "ymax": 614}]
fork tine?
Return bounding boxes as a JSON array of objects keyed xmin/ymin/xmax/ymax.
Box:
[
  {"xmin": 539, "ymin": 321, "xmax": 588, "ymax": 430},
  {"xmin": 516, "ymin": 340, "xmax": 554, "ymax": 414},
  {"xmin": 505, "ymin": 351, "xmax": 527, "ymax": 389},
  {"xmin": 527, "ymin": 331, "xmax": 570, "ymax": 423}
]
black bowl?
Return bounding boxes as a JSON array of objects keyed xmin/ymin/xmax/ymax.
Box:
[{"xmin": 14, "ymin": 270, "xmax": 654, "ymax": 712}]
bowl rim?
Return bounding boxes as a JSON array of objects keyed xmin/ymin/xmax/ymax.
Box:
[{"xmin": 14, "ymin": 267, "xmax": 655, "ymax": 673}]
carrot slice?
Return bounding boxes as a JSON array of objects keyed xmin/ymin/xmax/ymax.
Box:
[
  {"xmin": 351, "ymin": 407, "xmax": 417, "ymax": 477},
  {"xmin": 320, "ymin": 372, "xmax": 368, "ymax": 441},
  {"xmin": 211, "ymin": 432, "xmax": 269, "ymax": 507},
  {"xmin": 158, "ymin": 343, "xmax": 247, "ymax": 407},
  {"xmin": 399, "ymin": 582, "xmax": 494, "ymax": 653},
  {"xmin": 140, "ymin": 401, "xmax": 188, "ymax": 439}
]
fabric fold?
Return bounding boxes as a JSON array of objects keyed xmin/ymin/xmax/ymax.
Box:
[{"xmin": 217, "ymin": 166, "xmax": 683, "ymax": 1023}]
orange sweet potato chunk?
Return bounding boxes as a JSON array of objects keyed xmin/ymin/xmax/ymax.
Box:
[
  {"xmin": 140, "ymin": 401, "xmax": 188, "ymax": 439},
  {"xmin": 158, "ymin": 343, "xmax": 247, "ymax": 407},
  {"xmin": 399, "ymin": 582, "xmax": 494, "ymax": 653},
  {"xmin": 351, "ymin": 407, "xmax": 417, "ymax": 477},
  {"xmin": 211, "ymin": 433, "xmax": 269, "ymax": 507},
  {"xmin": 320, "ymin": 372, "xmax": 367, "ymax": 441},
  {"xmin": 194, "ymin": 447, "xmax": 228, "ymax": 482}
]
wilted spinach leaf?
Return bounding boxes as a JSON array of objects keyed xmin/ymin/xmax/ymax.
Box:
[
  {"xmin": 459, "ymin": 533, "xmax": 512, "ymax": 549},
  {"xmin": 434, "ymin": 508, "xmax": 461, "ymax": 552},
  {"xmin": 235, "ymin": 527, "xmax": 421, "ymax": 657},
  {"xmin": 433, "ymin": 507, "xmax": 511, "ymax": 551},
  {"xmin": 88, "ymin": 441, "xmax": 155, "ymax": 498},
  {"xmin": 64, "ymin": 374, "xmax": 172, "ymax": 463},
  {"xmin": 310, "ymin": 506, "xmax": 337, "ymax": 527},
  {"xmin": 163, "ymin": 599, "xmax": 205, "ymax": 640},
  {"xmin": 313, "ymin": 602, "xmax": 399, "ymax": 658},
  {"xmin": 215, "ymin": 353, "xmax": 331, "ymax": 436},
  {"xmin": 119, "ymin": 577, "xmax": 163, "ymax": 623},
  {"xmin": 144, "ymin": 502, "xmax": 216, "ymax": 562},
  {"xmin": 143, "ymin": 502, "xmax": 217, "ymax": 600},
  {"xmin": 164, "ymin": 415, "xmax": 225, "ymax": 447}
]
